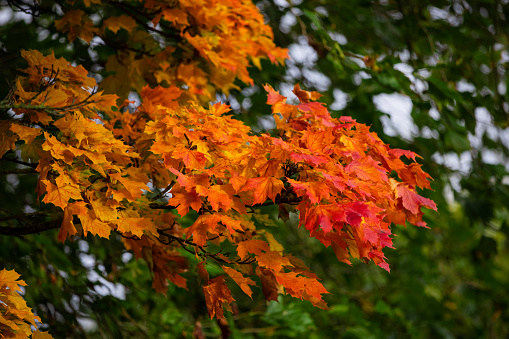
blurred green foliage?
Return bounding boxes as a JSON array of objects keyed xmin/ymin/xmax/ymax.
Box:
[{"xmin": 1, "ymin": 0, "xmax": 509, "ymax": 337}]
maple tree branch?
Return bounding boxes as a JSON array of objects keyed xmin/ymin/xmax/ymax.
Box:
[
  {"xmin": 150, "ymin": 182, "xmax": 175, "ymax": 201},
  {"xmin": 107, "ymin": 0, "xmax": 180, "ymax": 41},
  {"xmin": 0, "ymin": 156, "xmax": 38, "ymax": 169},
  {"xmin": 5, "ymin": 0, "xmax": 41, "ymax": 16},
  {"xmin": 0, "ymin": 218, "xmax": 61, "ymax": 236},
  {"xmin": 148, "ymin": 202, "xmax": 177, "ymax": 210},
  {"xmin": 148, "ymin": 196, "xmax": 302, "ymax": 212},
  {"xmin": 0, "ymin": 168, "xmax": 38, "ymax": 175},
  {"xmin": 1, "ymin": 85, "xmax": 101, "ymax": 115}
]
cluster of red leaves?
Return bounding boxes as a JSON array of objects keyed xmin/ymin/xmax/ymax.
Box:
[
  {"xmin": 53, "ymin": 0, "xmax": 287, "ymax": 99},
  {"xmin": 2, "ymin": 49, "xmax": 436, "ymax": 320},
  {"xmin": 0, "ymin": 269, "xmax": 53, "ymax": 338}
]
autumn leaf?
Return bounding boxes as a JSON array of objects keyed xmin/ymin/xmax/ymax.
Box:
[
  {"xmin": 396, "ymin": 183, "xmax": 438, "ymax": 215},
  {"xmin": 103, "ymin": 15, "xmax": 137, "ymax": 34},
  {"xmin": 79, "ymin": 212, "xmax": 112, "ymax": 238},
  {"xmin": 239, "ymin": 177, "xmax": 284, "ymax": 205},
  {"xmin": 116, "ymin": 218, "xmax": 157, "ymax": 238},
  {"xmin": 0, "ymin": 269, "xmax": 53, "ymax": 338},
  {"xmin": 222, "ymin": 266, "xmax": 256, "ymax": 298},
  {"xmin": 41, "ymin": 179, "xmax": 82, "ymax": 210},
  {"xmin": 202, "ymin": 276, "xmax": 235, "ymax": 319}
]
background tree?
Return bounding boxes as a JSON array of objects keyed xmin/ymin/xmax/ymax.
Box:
[{"xmin": 0, "ymin": 0, "xmax": 507, "ymax": 338}]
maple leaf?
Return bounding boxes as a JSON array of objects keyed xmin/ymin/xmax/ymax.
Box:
[
  {"xmin": 103, "ymin": 16, "xmax": 137, "ymax": 34},
  {"xmin": 54, "ymin": 10, "xmax": 99, "ymax": 43},
  {"xmin": 222, "ymin": 266, "xmax": 256, "ymax": 298},
  {"xmin": 79, "ymin": 212, "xmax": 112, "ymax": 238},
  {"xmin": 172, "ymin": 146, "xmax": 207, "ymax": 169},
  {"xmin": 345, "ymin": 156, "xmax": 388, "ymax": 182},
  {"xmin": 32, "ymin": 331, "xmax": 55, "ymax": 339},
  {"xmin": 396, "ymin": 183, "xmax": 438, "ymax": 215},
  {"xmin": 0, "ymin": 269, "xmax": 53, "ymax": 338},
  {"xmin": 116, "ymin": 218, "xmax": 157, "ymax": 238},
  {"xmin": 169, "ymin": 190, "xmax": 203, "ymax": 216},
  {"xmin": 58, "ymin": 202, "xmax": 87, "ymax": 241},
  {"xmin": 275, "ymin": 271, "xmax": 329, "ymax": 309},
  {"xmin": 239, "ymin": 177, "xmax": 284, "ymax": 205},
  {"xmin": 293, "ymin": 83, "xmax": 322, "ymax": 103},
  {"xmin": 41, "ymin": 180, "xmax": 82, "ymax": 210},
  {"xmin": 287, "ymin": 178, "xmax": 330, "ymax": 204},
  {"xmin": 0, "ymin": 120, "xmax": 17, "ymax": 157},
  {"xmin": 10, "ymin": 124, "xmax": 41, "ymax": 144},
  {"xmin": 202, "ymin": 276, "xmax": 235, "ymax": 319}
]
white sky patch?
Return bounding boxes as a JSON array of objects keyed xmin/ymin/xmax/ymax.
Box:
[
  {"xmin": 373, "ymin": 92, "xmax": 417, "ymax": 140},
  {"xmin": 258, "ymin": 115, "xmax": 276, "ymax": 130},
  {"xmin": 77, "ymin": 317, "xmax": 98, "ymax": 332},
  {"xmin": 288, "ymin": 43, "xmax": 318, "ymax": 67},
  {"xmin": 302, "ymin": 69, "xmax": 330, "ymax": 92},
  {"xmin": 279, "ymin": 12, "xmax": 296, "ymax": 33},
  {"xmin": 0, "ymin": 7, "xmax": 13, "ymax": 26},
  {"xmin": 432, "ymin": 151, "xmax": 472, "ymax": 174},
  {"xmin": 329, "ymin": 32, "xmax": 347, "ymax": 45},
  {"xmin": 330, "ymin": 88, "xmax": 349, "ymax": 111},
  {"xmin": 87, "ymin": 270, "xmax": 126, "ymax": 300},
  {"xmin": 457, "ymin": 79, "xmax": 476, "ymax": 93},
  {"xmin": 128, "ymin": 91, "xmax": 142, "ymax": 108},
  {"xmin": 122, "ymin": 252, "xmax": 133, "ymax": 263}
]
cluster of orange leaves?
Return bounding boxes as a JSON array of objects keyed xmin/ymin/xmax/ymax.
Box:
[
  {"xmin": 1, "ymin": 48, "xmax": 436, "ymax": 321},
  {"xmin": 0, "ymin": 269, "xmax": 53, "ymax": 338},
  {"xmin": 54, "ymin": 0, "xmax": 287, "ymax": 99}
]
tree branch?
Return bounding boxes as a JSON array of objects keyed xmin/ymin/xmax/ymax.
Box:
[
  {"xmin": 148, "ymin": 196, "xmax": 302, "ymax": 211},
  {"xmin": 0, "ymin": 168, "xmax": 38, "ymax": 175},
  {"xmin": 0, "ymin": 157, "xmax": 38, "ymax": 169},
  {"xmin": 0, "ymin": 218, "xmax": 61, "ymax": 236}
]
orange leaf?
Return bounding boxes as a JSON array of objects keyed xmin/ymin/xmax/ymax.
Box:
[
  {"xmin": 168, "ymin": 191, "xmax": 203, "ymax": 216},
  {"xmin": 78, "ymin": 211, "xmax": 112, "ymax": 238},
  {"xmin": 116, "ymin": 218, "xmax": 157, "ymax": 238},
  {"xmin": 41, "ymin": 180, "xmax": 82, "ymax": 210},
  {"xmin": 9, "ymin": 124, "xmax": 41, "ymax": 144},
  {"xmin": 222, "ymin": 266, "xmax": 256, "ymax": 298},
  {"xmin": 202, "ymin": 276, "xmax": 235, "ymax": 319},
  {"xmin": 58, "ymin": 202, "xmax": 86, "ymax": 241},
  {"xmin": 239, "ymin": 177, "xmax": 284, "ymax": 205},
  {"xmin": 396, "ymin": 184, "xmax": 437, "ymax": 215}
]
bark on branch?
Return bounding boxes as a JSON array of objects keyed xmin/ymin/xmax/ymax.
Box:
[{"xmin": 0, "ymin": 219, "xmax": 61, "ymax": 236}]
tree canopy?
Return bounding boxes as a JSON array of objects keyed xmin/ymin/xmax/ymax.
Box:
[{"xmin": 0, "ymin": 0, "xmax": 508, "ymax": 338}]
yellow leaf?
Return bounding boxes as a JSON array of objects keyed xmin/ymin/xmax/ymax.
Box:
[
  {"xmin": 32, "ymin": 330, "xmax": 55, "ymax": 339},
  {"xmin": 59, "ymin": 205, "xmax": 78, "ymax": 241},
  {"xmin": 41, "ymin": 180, "xmax": 82, "ymax": 209},
  {"xmin": 78, "ymin": 211, "xmax": 112, "ymax": 238},
  {"xmin": 116, "ymin": 217, "xmax": 157, "ymax": 237},
  {"xmin": 103, "ymin": 15, "xmax": 137, "ymax": 34},
  {"xmin": 88, "ymin": 197, "xmax": 118, "ymax": 222},
  {"xmin": 10, "ymin": 124, "xmax": 41, "ymax": 144}
]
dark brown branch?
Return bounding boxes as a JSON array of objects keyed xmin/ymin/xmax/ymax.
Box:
[
  {"xmin": 0, "ymin": 168, "xmax": 38, "ymax": 175},
  {"xmin": 148, "ymin": 196, "xmax": 302, "ymax": 211},
  {"xmin": 0, "ymin": 157, "xmax": 38, "ymax": 169},
  {"xmin": 150, "ymin": 182, "xmax": 175, "ymax": 201},
  {"xmin": 0, "ymin": 218, "xmax": 61, "ymax": 236},
  {"xmin": 0, "ymin": 210, "xmax": 50, "ymax": 222}
]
